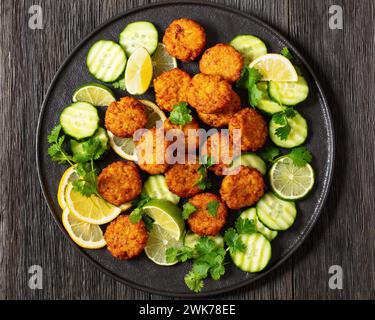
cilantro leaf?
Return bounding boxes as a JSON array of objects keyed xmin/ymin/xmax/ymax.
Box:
[
  {"xmin": 248, "ymin": 67, "xmax": 262, "ymax": 88},
  {"xmin": 47, "ymin": 125, "xmax": 73, "ymax": 165},
  {"xmin": 166, "ymin": 246, "xmax": 194, "ymax": 263},
  {"xmin": 249, "ymin": 82, "xmax": 263, "ymax": 107},
  {"xmin": 192, "ymin": 261, "xmax": 210, "ymax": 278},
  {"xmin": 129, "ymin": 194, "xmax": 151, "ymax": 224},
  {"xmin": 169, "ymin": 102, "xmax": 192, "ymax": 125},
  {"xmin": 195, "ymin": 237, "xmax": 217, "ymax": 256},
  {"xmin": 182, "ymin": 202, "xmax": 197, "ymax": 220},
  {"xmin": 288, "ymin": 146, "xmax": 312, "ymax": 166},
  {"xmin": 258, "ymin": 144, "xmax": 281, "ymax": 163},
  {"xmin": 224, "ymin": 228, "xmax": 246, "ymax": 254},
  {"xmin": 272, "ymin": 108, "xmax": 297, "ymax": 140},
  {"xmin": 184, "ymin": 271, "xmax": 204, "ymax": 293},
  {"xmin": 112, "ymin": 74, "xmax": 126, "ymax": 91},
  {"xmin": 236, "ymin": 67, "xmax": 250, "ymax": 89},
  {"xmin": 72, "ymin": 161, "xmax": 100, "ymax": 198},
  {"xmin": 275, "ymin": 123, "xmax": 291, "ymax": 140},
  {"xmin": 195, "ymin": 166, "xmax": 211, "ymax": 190},
  {"xmin": 143, "ymin": 215, "xmax": 154, "ymax": 232},
  {"xmin": 48, "ymin": 124, "xmax": 62, "ymax": 143},
  {"xmin": 281, "ymin": 47, "xmax": 294, "ymax": 60},
  {"xmin": 207, "ymin": 200, "xmax": 219, "ymax": 217},
  {"xmin": 235, "ymin": 218, "xmax": 257, "ymax": 234}
]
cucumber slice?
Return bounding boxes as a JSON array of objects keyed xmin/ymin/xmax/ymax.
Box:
[
  {"xmin": 70, "ymin": 127, "xmax": 109, "ymax": 161},
  {"xmin": 230, "ymin": 35, "xmax": 267, "ymax": 66},
  {"xmin": 143, "ymin": 175, "xmax": 180, "ymax": 204},
  {"xmin": 184, "ymin": 232, "xmax": 224, "ymax": 250},
  {"xmin": 231, "ymin": 233, "xmax": 271, "ymax": 272},
  {"xmin": 256, "ymin": 192, "xmax": 297, "ymax": 231},
  {"xmin": 119, "ymin": 21, "xmax": 158, "ymax": 56},
  {"xmin": 60, "ymin": 102, "xmax": 99, "ymax": 140},
  {"xmin": 269, "ymin": 111, "xmax": 308, "ymax": 148},
  {"xmin": 256, "ymin": 82, "xmax": 285, "ymax": 115},
  {"xmin": 86, "ymin": 40, "xmax": 127, "ymax": 82},
  {"xmin": 268, "ymin": 76, "xmax": 309, "ymax": 106},
  {"xmin": 229, "ymin": 153, "xmax": 267, "ymax": 175},
  {"xmin": 240, "ymin": 208, "xmax": 278, "ymax": 241}
]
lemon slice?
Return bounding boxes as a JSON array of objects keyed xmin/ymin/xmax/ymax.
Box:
[
  {"xmin": 57, "ymin": 166, "xmax": 78, "ymax": 209},
  {"xmin": 269, "ymin": 156, "xmax": 315, "ymax": 200},
  {"xmin": 142, "ymin": 199, "xmax": 185, "ymax": 240},
  {"xmin": 152, "ymin": 43, "xmax": 178, "ymax": 80},
  {"xmin": 125, "ymin": 47, "xmax": 153, "ymax": 95},
  {"xmin": 249, "ymin": 54, "xmax": 298, "ymax": 82},
  {"xmin": 145, "ymin": 224, "xmax": 183, "ymax": 266},
  {"xmin": 108, "ymin": 99, "xmax": 166, "ymax": 161},
  {"xmin": 72, "ymin": 83, "xmax": 116, "ymax": 107},
  {"xmin": 62, "ymin": 207, "xmax": 106, "ymax": 249},
  {"xmin": 65, "ymin": 184, "xmax": 121, "ymax": 225}
]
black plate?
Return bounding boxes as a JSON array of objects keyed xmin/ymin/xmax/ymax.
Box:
[{"xmin": 36, "ymin": 1, "xmax": 335, "ymax": 297}]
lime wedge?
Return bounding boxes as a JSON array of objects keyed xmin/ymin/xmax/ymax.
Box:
[
  {"xmin": 107, "ymin": 99, "xmax": 166, "ymax": 161},
  {"xmin": 145, "ymin": 224, "xmax": 183, "ymax": 266},
  {"xmin": 125, "ymin": 47, "xmax": 153, "ymax": 95},
  {"xmin": 249, "ymin": 54, "xmax": 298, "ymax": 82},
  {"xmin": 152, "ymin": 43, "xmax": 178, "ymax": 79},
  {"xmin": 142, "ymin": 199, "xmax": 185, "ymax": 240},
  {"xmin": 269, "ymin": 156, "xmax": 315, "ymax": 200},
  {"xmin": 72, "ymin": 83, "xmax": 116, "ymax": 106}
]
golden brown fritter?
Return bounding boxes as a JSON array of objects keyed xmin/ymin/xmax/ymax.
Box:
[
  {"xmin": 135, "ymin": 128, "xmax": 170, "ymax": 175},
  {"xmin": 165, "ymin": 158, "xmax": 203, "ymax": 198},
  {"xmin": 229, "ymin": 108, "xmax": 268, "ymax": 152},
  {"xmin": 220, "ymin": 166, "xmax": 265, "ymax": 210},
  {"xmin": 199, "ymin": 43, "xmax": 244, "ymax": 83},
  {"xmin": 163, "ymin": 18, "xmax": 206, "ymax": 61},
  {"xmin": 153, "ymin": 68, "xmax": 191, "ymax": 112},
  {"xmin": 104, "ymin": 215, "xmax": 148, "ymax": 260},
  {"xmin": 163, "ymin": 117, "xmax": 200, "ymax": 152},
  {"xmin": 105, "ymin": 97, "xmax": 147, "ymax": 138},
  {"xmin": 187, "ymin": 193, "xmax": 227, "ymax": 236},
  {"xmin": 197, "ymin": 91, "xmax": 241, "ymax": 127},
  {"xmin": 187, "ymin": 73, "xmax": 233, "ymax": 114},
  {"xmin": 202, "ymin": 131, "xmax": 239, "ymax": 176},
  {"xmin": 98, "ymin": 161, "xmax": 142, "ymax": 206}
]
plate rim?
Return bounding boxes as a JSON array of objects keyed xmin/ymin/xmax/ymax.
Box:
[{"xmin": 36, "ymin": 0, "xmax": 335, "ymax": 298}]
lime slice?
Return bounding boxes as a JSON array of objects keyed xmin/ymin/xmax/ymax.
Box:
[
  {"xmin": 62, "ymin": 207, "xmax": 106, "ymax": 249},
  {"xmin": 152, "ymin": 43, "xmax": 178, "ymax": 79},
  {"xmin": 57, "ymin": 166, "xmax": 78, "ymax": 209},
  {"xmin": 269, "ymin": 156, "xmax": 315, "ymax": 200},
  {"xmin": 145, "ymin": 224, "xmax": 183, "ymax": 266},
  {"xmin": 107, "ymin": 99, "xmax": 166, "ymax": 161},
  {"xmin": 65, "ymin": 184, "xmax": 121, "ymax": 225},
  {"xmin": 125, "ymin": 47, "xmax": 153, "ymax": 95},
  {"xmin": 72, "ymin": 83, "xmax": 116, "ymax": 106},
  {"xmin": 142, "ymin": 199, "xmax": 184, "ymax": 240},
  {"xmin": 249, "ymin": 54, "xmax": 298, "ymax": 82}
]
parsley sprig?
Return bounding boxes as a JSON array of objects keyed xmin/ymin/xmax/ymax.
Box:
[
  {"xmin": 47, "ymin": 125, "xmax": 74, "ymax": 165},
  {"xmin": 195, "ymin": 156, "xmax": 214, "ymax": 191}
]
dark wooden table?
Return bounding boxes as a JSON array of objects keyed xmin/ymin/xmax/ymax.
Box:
[{"xmin": 1, "ymin": 0, "xmax": 374, "ymax": 300}]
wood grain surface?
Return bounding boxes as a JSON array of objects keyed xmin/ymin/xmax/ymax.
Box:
[{"xmin": 1, "ymin": 0, "xmax": 374, "ymax": 300}]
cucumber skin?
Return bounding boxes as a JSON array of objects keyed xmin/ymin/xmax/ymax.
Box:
[
  {"xmin": 268, "ymin": 76, "xmax": 309, "ymax": 106},
  {"xmin": 60, "ymin": 102, "xmax": 99, "ymax": 140},
  {"xmin": 269, "ymin": 112, "xmax": 308, "ymax": 149},
  {"xmin": 230, "ymin": 233, "xmax": 271, "ymax": 273},
  {"xmin": 86, "ymin": 40, "xmax": 127, "ymax": 83},
  {"xmin": 240, "ymin": 208, "xmax": 278, "ymax": 241},
  {"xmin": 229, "ymin": 34, "xmax": 268, "ymax": 65},
  {"xmin": 269, "ymin": 156, "xmax": 315, "ymax": 201},
  {"xmin": 119, "ymin": 21, "xmax": 159, "ymax": 56},
  {"xmin": 256, "ymin": 193, "xmax": 297, "ymax": 231}
]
